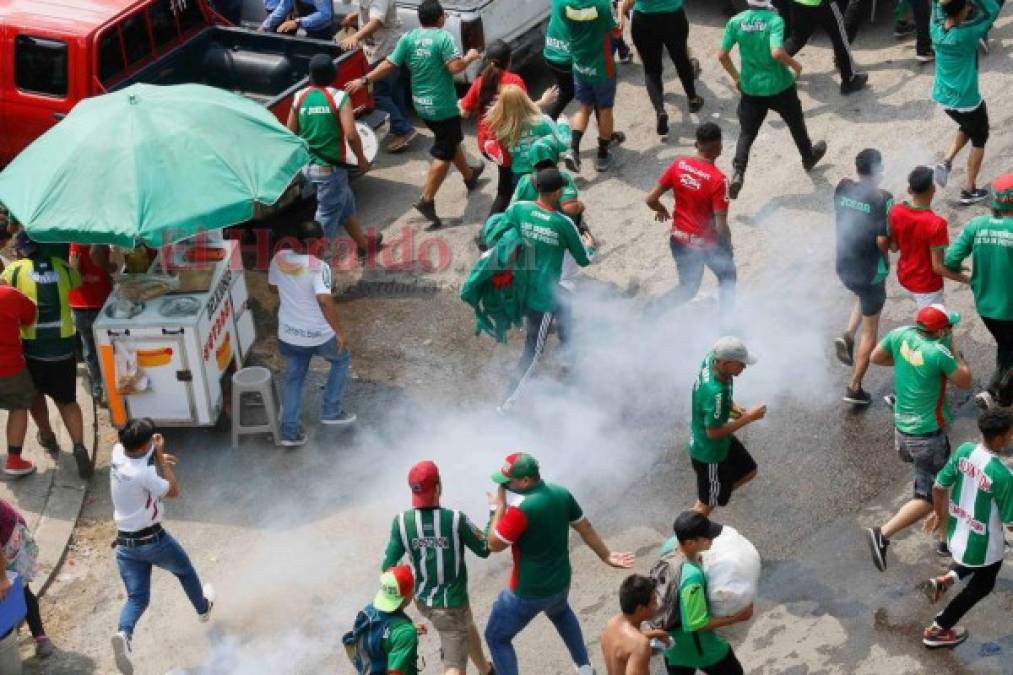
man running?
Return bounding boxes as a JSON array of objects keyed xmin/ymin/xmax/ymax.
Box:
[
  {"xmin": 919, "ymin": 408, "xmax": 1013, "ymax": 649},
  {"xmin": 347, "ymin": 0, "xmax": 483, "ymax": 228},
  {"xmin": 645, "ymin": 123, "xmax": 735, "ymax": 320},
  {"xmin": 718, "ymin": 0, "xmax": 827, "ymax": 199},
  {"xmin": 930, "ymin": 0, "xmax": 1000, "ymax": 206},
  {"xmin": 499, "ymin": 167, "xmax": 592, "ymax": 411},
  {"xmin": 887, "ymin": 166, "xmax": 967, "ymax": 309},
  {"xmin": 600, "ymin": 575, "xmax": 658, "ymax": 675},
  {"xmin": 866, "ymin": 305, "xmax": 973, "ymax": 571},
  {"xmin": 689, "ymin": 336, "xmax": 765, "ymax": 517},
  {"xmin": 381, "ymin": 461, "xmax": 494, "ymax": 675},
  {"xmin": 944, "ymin": 174, "xmax": 1013, "ymax": 409},
  {"xmin": 832, "ymin": 148, "xmax": 893, "ymax": 405},
  {"xmin": 344, "ymin": 565, "xmax": 420, "ymax": 674},
  {"xmin": 783, "ymin": 0, "xmax": 868, "ymax": 95},
  {"xmin": 484, "ymin": 452, "xmax": 635, "ymax": 675}
]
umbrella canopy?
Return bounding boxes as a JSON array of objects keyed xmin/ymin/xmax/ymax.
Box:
[{"xmin": 0, "ymin": 83, "xmax": 310, "ymax": 247}]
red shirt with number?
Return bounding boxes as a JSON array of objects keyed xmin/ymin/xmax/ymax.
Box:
[
  {"xmin": 68, "ymin": 244, "xmax": 113, "ymax": 310},
  {"xmin": 0, "ymin": 286, "xmax": 37, "ymax": 377},
  {"xmin": 888, "ymin": 202, "xmax": 948, "ymax": 293},
  {"xmin": 658, "ymin": 156, "xmax": 729, "ymax": 248}
]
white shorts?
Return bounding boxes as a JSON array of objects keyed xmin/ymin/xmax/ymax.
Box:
[{"xmin": 910, "ymin": 290, "xmax": 944, "ymax": 309}]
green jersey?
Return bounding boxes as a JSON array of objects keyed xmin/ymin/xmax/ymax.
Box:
[
  {"xmin": 720, "ymin": 9, "xmax": 795, "ymax": 97},
  {"xmin": 494, "ymin": 481, "xmax": 585, "ymax": 598},
  {"xmin": 634, "ymin": 0, "xmax": 683, "ymax": 12},
  {"xmin": 512, "ymin": 172, "xmax": 579, "ymax": 208},
  {"xmin": 383, "ymin": 614, "xmax": 420, "ymax": 675},
  {"xmin": 382, "ymin": 507, "xmax": 489, "ymax": 609},
  {"xmin": 545, "ymin": 0, "xmax": 573, "ymax": 65},
  {"xmin": 1, "ymin": 257, "xmax": 80, "ymax": 360},
  {"xmin": 935, "ymin": 442, "xmax": 1013, "ymax": 567},
  {"xmin": 506, "ymin": 116, "xmax": 570, "ymax": 176},
  {"xmin": 294, "ymin": 86, "xmax": 347, "ymax": 167},
  {"xmin": 387, "ymin": 28, "xmax": 461, "ymax": 121},
  {"xmin": 664, "ymin": 559, "xmax": 731, "ymax": 668},
  {"xmin": 689, "ymin": 351, "xmax": 733, "ymax": 464},
  {"xmin": 944, "ymin": 214, "xmax": 1013, "ymax": 321},
  {"xmin": 502, "ymin": 200, "xmax": 590, "ymax": 313},
  {"xmin": 563, "ymin": 0, "xmax": 617, "ymax": 83},
  {"xmin": 930, "ymin": 0, "xmax": 999, "ymax": 110},
  {"xmin": 879, "ymin": 326, "xmax": 959, "ymax": 434}
]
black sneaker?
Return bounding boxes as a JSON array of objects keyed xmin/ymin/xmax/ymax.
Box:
[
  {"xmin": 803, "ymin": 141, "xmax": 827, "ymax": 172},
  {"xmin": 844, "ymin": 386, "xmax": 871, "ymax": 406},
  {"xmin": 356, "ymin": 233, "xmax": 385, "ymax": 261},
  {"xmin": 834, "ymin": 333, "xmax": 855, "ymax": 366},
  {"xmin": 884, "ymin": 393, "xmax": 896, "ymax": 409},
  {"xmin": 413, "ymin": 198, "xmax": 442, "ymax": 228},
  {"xmin": 595, "ymin": 152, "xmax": 614, "ymax": 172},
  {"xmin": 688, "ymin": 95, "xmax": 705, "ymax": 113},
  {"xmin": 73, "ymin": 443, "xmax": 93, "ymax": 479},
  {"xmin": 866, "ymin": 526, "xmax": 889, "ymax": 571},
  {"xmin": 617, "ymin": 50, "xmax": 632, "ymax": 65},
  {"xmin": 610, "ymin": 131, "xmax": 626, "ymax": 147},
  {"xmin": 563, "ymin": 150, "xmax": 581, "ymax": 173},
  {"xmin": 893, "ymin": 20, "xmax": 916, "ymax": 38},
  {"xmin": 958, "ymin": 188, "xmax": 989, "ymax": 206},
  {"xmin": 840, "ymin": 72, "xmax": 869, "ymax": 96},
  {"xmin": 935, "ymin": 539, "xmax": 951, "ymax": 557},
  {"xmin": 464, "ymin": 162, "xmax": 485, "ymax": 191},
  {"xmin": 729, "ymin": 170, "xmax": 745, "ymax": 200},
  {"xmin": 656, "ymin": 113, "xmax": 669, "ymax": 138}
]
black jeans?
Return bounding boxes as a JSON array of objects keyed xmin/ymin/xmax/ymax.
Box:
[
  {"xmin": 25, "ymin": 586, "xmax": 44, "ymax": 638},
  {"xmin": 936, "ymin": 560, "xmax": 1002, "ymax": 630},
  {"xmin": 733, "ymin": 84, "xmax": 815, "ymax": 174},
  {"xmin": 910, "ymin": 0, "xmax": 932, "ymax": 55},
  {"xmin": 785, "ymin": 0, "xmax": 855, "ymax": 82},
  {"xmin": 630, "ymin": 8, "xmax": 697, "ymax": 114},
  {"xmin": 489, "ymin": 164, "xmax": 516, "ymax": 218},
  {"xmin": 545, "ymin": 58, "xmax": 576, "ymax": 121},
  {"xmin": 666, "ymin": 239, "xmax": 737, "ymax": 311},
  {"xmin": 842, "ymin": 0, "xmax": 873, "ymax": 42},
  {"xmin": 981, "ymin": 316, "xmax": 1013, "ymax": 406},
  {"xmin": 667, "ymin": 647, "xmax": 744, "ymax": 675}
]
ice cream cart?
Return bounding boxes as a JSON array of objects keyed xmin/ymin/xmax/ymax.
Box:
[{"xmin": 93, "ymin": 240, "xmax": 256, "ymax": 427}]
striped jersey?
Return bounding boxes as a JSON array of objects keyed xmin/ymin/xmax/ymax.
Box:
[
  {"xmin": 935, "ymin": 442, "xmax": 1013, "ymax": 567},
  {"xmin": 382, "ymin": 507, "xmax": 489, "ymax": 608}
]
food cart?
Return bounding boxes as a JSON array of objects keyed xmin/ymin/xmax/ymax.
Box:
[{"xmin": 93, "ymin": 240, "xmax": 256, "ymax": 427}]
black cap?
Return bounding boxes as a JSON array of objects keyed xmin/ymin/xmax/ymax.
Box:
[
  {"xmin": 534, "ymin": 167, "xmax": 564, "ymax": 194},
  {"xmin": 673, "ymin": 511, "xmax": 723, "ymax": 543}
]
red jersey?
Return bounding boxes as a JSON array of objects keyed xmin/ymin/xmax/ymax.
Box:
[
  {"xmin": 459, "ymin": 71, "xmax": 527, "ymax": 166},
  {"xmin": 888, "ymin": 202, "xmax": 948, "ymax": 293},
  {"xmin": 658, "ymin": 156, "xmax": 729, "ymax": 247},
  {"xmin": 0, "ymin": 286, "xmax": 36, "ymax": 377},
  {"xmin": 68, "ymin": 244, "xmax": 113, "ymax": 310}
]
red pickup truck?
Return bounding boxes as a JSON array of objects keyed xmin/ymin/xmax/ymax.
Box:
[{"xmin": 0, "ymin": 0, "xmax": 380, "ymax": 166}]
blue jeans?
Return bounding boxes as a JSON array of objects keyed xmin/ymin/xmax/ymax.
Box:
[
  {"xmin": 484, "ymin": 587, "xmax": 589, "ymax": 675},
  {"xmin": 116, "ymin": 530, "xmax": 208, "ymax": 637},
  {"xmin": 303, "ymin": 164, "xmax": 355, "ymax": 239},
  {"xmin": 371, "ymin": 62, "xmax": 413, "ymax": 136},
  {"xmin": 278, "ymin": 336, "xmax": 350, "ymax": 439},
  {"xmin": 72, "ymin": 308, "xmax": 102, "ymax": 397}
]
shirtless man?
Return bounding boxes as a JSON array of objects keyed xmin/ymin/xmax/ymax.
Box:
[{"xmin": 601, "ymin": 574, "xmax": 662, "ymax": 675}]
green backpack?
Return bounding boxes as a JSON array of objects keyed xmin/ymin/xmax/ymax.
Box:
[{"xmin": 461, "ymin": 217, "xmax": 532, "ymax": 343}]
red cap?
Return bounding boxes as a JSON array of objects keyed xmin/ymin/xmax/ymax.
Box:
[
  {"xmin": 916, "ymin": 304, "xmax": 961, "ymax": 332},
  {"xmin": 408, "ymin": 460, "xmax": 440, "ymax": 508}
]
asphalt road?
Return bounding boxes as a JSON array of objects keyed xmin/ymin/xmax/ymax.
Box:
[{"xmin": 31, "ymin": 3, "xmax": 1013, "ymax": 674}]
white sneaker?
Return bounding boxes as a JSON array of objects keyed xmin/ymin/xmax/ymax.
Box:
[
  {"xmin": 199, "ymin": 584, "xmax": 215, "ymax": 623},
  {"xmin": 576, "ymin": 666, "xmax": 596, "ymax": 675},
  {"xmin": 974, "ymin": 391, "xmax": 996, "ymax": 411},
  {"xmin": 111, "ymin": 632, "xmax": 133, "ymax": 675}
]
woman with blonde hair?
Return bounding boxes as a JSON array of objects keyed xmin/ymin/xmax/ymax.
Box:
[{"xmin": 483, "ymin": 84, "xmax": 571, "ymax": 199}]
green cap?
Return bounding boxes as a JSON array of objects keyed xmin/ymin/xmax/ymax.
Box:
[
  {"xmin": 491, "ymin": 452, "xmax": 540, "ymax": 484},
  {"xmin": 528, "ymin": 137, "xmax": 560, "ymax": 169}
]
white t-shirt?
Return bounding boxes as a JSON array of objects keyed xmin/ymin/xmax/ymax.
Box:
[
  {"xmin": 110, "ymin": 443, "xmax": 170, "ymax": 533},
  {"xmin": 268, "ymin": 250, "xmax": 335, "ymax": 347},
  {"xmin": 356, "ymin": 0, "xmax": 401, "ymax": 64}
]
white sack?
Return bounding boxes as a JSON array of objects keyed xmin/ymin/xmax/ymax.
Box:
[{"xmin": 701, "ymin": 525, "xmax": 761, "ymax": 617}]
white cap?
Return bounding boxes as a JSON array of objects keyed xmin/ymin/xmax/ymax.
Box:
[
  {"xmin": 713, "ymin": 336, "xmax": 757, "ymax": 365},
  {"xmin": 746, "ymin": 0, "xmax": 773, "ymax": 6}
]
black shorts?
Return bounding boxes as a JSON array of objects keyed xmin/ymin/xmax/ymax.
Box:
[
  {"xmin": 423, "ymin": 115, "xmax": 464, "ymax": 161},
  {"xmin": 691, "ymin": 436, "xmax": 757, "ymax": 508},
  {"xmin": 843, "ymin": 280, "xmax": 886, "ymax": 317},
  {"xmin": 26, "ymin": 356, "xmax": 77, "ymax": 405},
  {"xmin": 944, "ymin": 102, "xmax": 989, "ymax": 148},
  {"xmin": 667, "ymin": 646, "xmax": 744, "ymax": 675}
]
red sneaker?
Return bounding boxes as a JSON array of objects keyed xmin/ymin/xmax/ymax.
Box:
[
  {"xmin": 4, "ymin": 455, "xmax": 36, "ymax": 477},
  {"xmin": 922, "ymin": 625, "xmax": 968, "ymax": 648}
]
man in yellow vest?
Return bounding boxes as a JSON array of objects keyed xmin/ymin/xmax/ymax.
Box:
[{"xmin": 1, "ymin": 232, "xmax": 92, "ymax": 479}]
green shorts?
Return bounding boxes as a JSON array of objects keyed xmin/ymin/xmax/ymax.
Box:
[{"xmin": 0, "ymin": 369, "xmax": 37, "ymax": 411}]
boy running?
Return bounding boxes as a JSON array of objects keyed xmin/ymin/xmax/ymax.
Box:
[
  {"xmin": 600, "ymin": 575, "xmax": 660, "ymax": 675},
  {"xmin": 920, "ymin": 408, "xmax": 1013, "ymax": 649},
  {"xmin": 833, "ymin": 148, "xmax": 893, "ymax": 405}
]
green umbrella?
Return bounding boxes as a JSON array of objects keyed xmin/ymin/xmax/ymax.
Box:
[{"xmin": 0, "ymin": 83, "xmax": 310, "ymax": 247}]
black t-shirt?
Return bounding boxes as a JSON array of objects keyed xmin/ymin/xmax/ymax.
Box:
[{"xmin": 834, "ymin": 178, "xmax": 892, "ymax": 287}]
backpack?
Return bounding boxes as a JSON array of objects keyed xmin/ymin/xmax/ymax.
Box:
[
  {"xmin": 341, "ymin": 605, "xmax": 409, "ymax": 675},
  {"xmin": 648, "ymin": 546, "xmax": 687, "ymax": 632}
]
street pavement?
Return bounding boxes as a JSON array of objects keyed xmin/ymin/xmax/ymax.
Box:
[{"xmin": 8, "ymin": 4, "xmax": 1013, "ymax": 674}]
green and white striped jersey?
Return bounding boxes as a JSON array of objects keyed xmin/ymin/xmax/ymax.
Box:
[
  {"xmin": 382, "ymin": 507, "xmax": 490, "ymax": 608},
  {"xmin": 936, "ymin": 442, "xmax": 1013, "ymax": 567}
]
